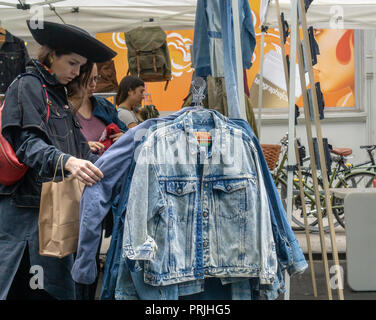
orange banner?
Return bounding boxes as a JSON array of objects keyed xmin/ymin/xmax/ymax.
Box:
[{"xmin": 96, "ymin": 30, "xmax": 193, "ymax": 112}]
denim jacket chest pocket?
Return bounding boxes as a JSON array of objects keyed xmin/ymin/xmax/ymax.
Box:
[
  {"xmin": 165, "ymin": 181, "xmax": 196, "ymax": 222},
  {"xmin": 212, "ymin": 178, "xmax": 249, "ymax": 219}
]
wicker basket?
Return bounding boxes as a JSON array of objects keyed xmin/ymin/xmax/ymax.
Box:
[{"xmin": 261, "ymin": 144, "xmax": 281, "ymax": 171}]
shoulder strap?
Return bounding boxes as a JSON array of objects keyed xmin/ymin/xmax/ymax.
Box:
[{"xmin": 5, "ymin": 72, "xmax": 51, "ymax": 123}]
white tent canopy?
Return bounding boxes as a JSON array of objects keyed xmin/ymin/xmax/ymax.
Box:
[
  {"xmin": 264, "ymin": 0, "xmax": 376, "ymax": 29},
  {"xmin": 1, "ymin": 0, "xmax": 376, "ymax": 40},
  {"xmin": 0, "ymin": 0, "xmax": 197, "ymax": 39}
]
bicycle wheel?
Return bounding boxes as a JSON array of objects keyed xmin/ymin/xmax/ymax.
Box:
[
  {"xmin": 274, "ymin": 176, "xmax": 332, "ymax": 233},
  {"xmin": 332, "ymin": 171, "xmax": 376, "ymax": 228}
]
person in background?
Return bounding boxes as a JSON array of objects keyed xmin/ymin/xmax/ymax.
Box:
[
  {"xmin": 68, "ymin": 63, "xmax": 126, "ymax": 154},
  {"xmin": 0, "ymin": 20, "xmax": 116, "ymax": 300},
  {"xmin": 116, "ymin": 75, "xmax": 145, "ymax": 129},
  {"xmin": 68, "ymin": 62, "xmax": 126, "ymax": 299}
]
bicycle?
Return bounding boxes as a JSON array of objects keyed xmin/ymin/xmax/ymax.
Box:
[
  {"xmin": 326, "ymin": 145, "xmax": 376, "ymax": 228},
  {"xmin": 272, "ymin": 134, "xmax": 376, "ymax": 233}
]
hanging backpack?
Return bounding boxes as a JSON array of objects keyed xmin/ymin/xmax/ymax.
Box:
[
  {"xmin": 125, "ymin": 26, "xmax": 172, "ymax": 89},
  {"xmin": 0, "ymin": 73, "xmax": 50, "ymax": 186}
]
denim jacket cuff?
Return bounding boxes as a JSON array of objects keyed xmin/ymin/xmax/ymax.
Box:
[
  {"xmin": 71, "ymin": 261, "xmax": 98, "ymax": 285},
  {"xmin": 286, "ymin": 239, "xmax": 308, "ymax": 276},
  {"xmin": 123, "ymin": 236, "xmax": 157, "ymax": 261}
]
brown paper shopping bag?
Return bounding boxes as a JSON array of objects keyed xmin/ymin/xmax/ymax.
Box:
[{"xmin": 38, "ymin": 154, "xmax": 85, "ymax": 258}]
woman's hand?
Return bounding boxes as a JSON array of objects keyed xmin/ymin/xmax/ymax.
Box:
[
  {"xmin": 88, "ymin": 141, "xmax": 105, "ymax": 153},
  {"xmin": 109, "ymin": 132, "xmax": 124, "ymax": 143},
  {"xmin": 65, "ymin": 156, "xmax": 104, "ymax": 186}
]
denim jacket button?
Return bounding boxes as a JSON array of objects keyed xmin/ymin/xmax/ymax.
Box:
[
  {"xmin": 204, "ymin": 270, "xmax": 209, "ymax": 275},
  {"xmin": 203, "ymin": 241, "xmax": 208, "ymax": 247},
  {"xmin": 177, "ymin": 189, "xmax": 182, "ymax": 194},
  {"xmin": 203, "ymin": 211, "xmax": 208, "ymax": 217},
  {"xmin": 226, "ymin": 185, "xmax": 232, "ymax": 191},
  {"xmin": 204, "ymin": 183, "xmax": 208, "ymax": 188}
]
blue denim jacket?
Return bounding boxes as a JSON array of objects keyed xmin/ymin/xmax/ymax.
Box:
[
  {"xmin": 72, "ymin": 109, "xmax": 306, "ymax": 299},
  {"xmin": 115, "ymin": 112, "xmax": 306, "ymax": 299},
  {"xmin": 122, "ymin": 109, "xmax": 278, "ymax": 286},
  {"xmin": 115, "ymin": 111, "xmax": 289, "ymax": 300}
]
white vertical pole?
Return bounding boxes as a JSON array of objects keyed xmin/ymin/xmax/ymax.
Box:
[
  {"xmin": 257, "ymin": 30, "xmax": 265, "ymax": 138},
  {"xmin": 284, "ymin": 0, "xmax": 298, "ymax": 301},
  {"xmin": 232, "ymin": 0, "xmax": 247, "ymax": 121}
]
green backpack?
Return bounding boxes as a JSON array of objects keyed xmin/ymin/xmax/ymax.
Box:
[{"xmin": 125, "ymin": 26, "xmax": 172, "ymax": 88}]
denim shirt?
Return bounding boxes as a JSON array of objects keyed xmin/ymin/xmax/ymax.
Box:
[
  {"xmin": 122, "ymin": 109, "xmax": 277, "ymax": 286},
  {"xmin": 193, "ymin": 0, "xmax": 256, "ymax": 118}
]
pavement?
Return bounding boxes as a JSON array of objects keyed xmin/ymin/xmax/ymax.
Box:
[{"xmin": 96, "ymin": 227, "xmax": 376, "ymax": 300}]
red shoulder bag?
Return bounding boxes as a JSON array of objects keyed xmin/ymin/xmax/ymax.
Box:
[{"xmin": 0, "ymin": 74, "xmax": 50, "ymax": 186}]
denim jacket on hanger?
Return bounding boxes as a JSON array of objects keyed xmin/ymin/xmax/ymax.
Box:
[
  {"xmin": 116, "ymin": 111, "xmax": 305, "ymax": 299},
  {"xmin": 122, "ymin": 109, "xmax": 278, "ymax": 286},
  {"xmin": 71, "ymin": 109, "xmax": 306, "ymax": 299}
]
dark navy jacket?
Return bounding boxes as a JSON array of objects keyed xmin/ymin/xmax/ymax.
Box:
[
  {"xmin": 0, "ymin": 30, "xmax": 30, "ymax": 94},
  {"xmin": 0, "ymin": 59, "xmax": 97, "ymax": 207},
  {"xmin": 91, "ymin": 95, "xmax": 127, "ymax": 132}
]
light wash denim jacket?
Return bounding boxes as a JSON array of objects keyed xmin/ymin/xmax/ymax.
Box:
[
  {"xmin": 71, "ymin": 109, "xmax": 306, "ymax": 300},
  {"xmin": 122, "ymin": 109, "xmax": 278, "ymax": 286}
]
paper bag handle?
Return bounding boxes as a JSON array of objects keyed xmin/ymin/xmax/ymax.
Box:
[{"xmin": 53, "ymin": 154, "xmax": 65, "ymax": 182}]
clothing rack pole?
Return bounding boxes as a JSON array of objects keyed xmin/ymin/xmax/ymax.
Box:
[
  {"xmin": 257, "ymin": 28, "xmax": 265, "ymax": 138},
  {"xmin": 297, "ymin": 0, "xmax": 344, "ymax": 300},
  {"xmin": 231, "ymin": 0, "xmax": 247, "ymax": 121},
  {"xmin": 283, "ymin": 0, "xmax": 298, "ymax": 300},
  {"xmin": 275, "ymin": 0, "xmax": 297, "ymax": 300},
  {"xmin": 275, "ymin": 0, "xmax": 318, "ymax": 299}
]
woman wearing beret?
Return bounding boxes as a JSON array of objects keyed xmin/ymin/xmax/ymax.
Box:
[{"xmin": 0, "ymin": 20, "xmax": 116, "ymax": 300}]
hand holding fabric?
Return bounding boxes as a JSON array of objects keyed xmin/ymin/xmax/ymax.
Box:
[{"xmin": 65, "ymin": 156, "xmax": 104, "ymax": 186}]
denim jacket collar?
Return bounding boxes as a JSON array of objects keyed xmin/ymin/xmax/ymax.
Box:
[
  {"xmin": 181, "ymin": 109, "xmax": 229, "ymax": 157},
  {"xmin": 28, "ymin": 59, "xmax": 60, "ymax": 86}
]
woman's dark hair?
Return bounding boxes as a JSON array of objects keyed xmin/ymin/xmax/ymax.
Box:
[
  {"xmin": 116, "ymin": 75, "xmax": 145, "ymax": 106},
  {"xmin": 66, "ymin": 61, "xmax": 94, "ymax": 113},
  {"xmin": 66, "ymin": 61, "xmax": 94, "ymax": 96}
]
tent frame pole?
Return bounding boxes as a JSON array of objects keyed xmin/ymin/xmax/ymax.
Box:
[{"xmin": 231, "ymin": 0, "xmax": 247, "ymax": 121}]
